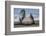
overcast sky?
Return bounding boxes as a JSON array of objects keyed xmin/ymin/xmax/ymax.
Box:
[{"xmin": 14, "ymin": 8, "xmax": 39, "ymax": 18}]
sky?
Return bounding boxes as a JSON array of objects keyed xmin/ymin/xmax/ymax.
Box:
[{"xmin": 14, "ymin": 8, "xmax": 39, "ymax": 21}]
